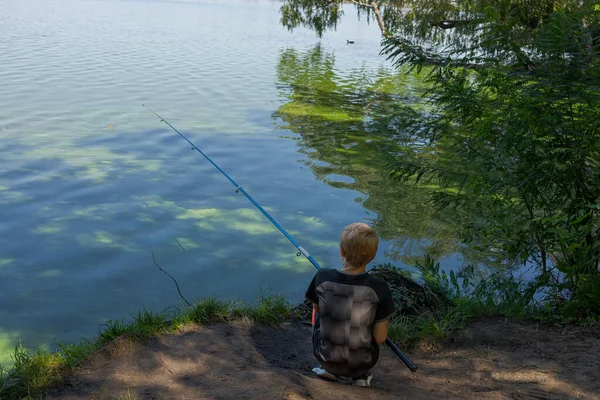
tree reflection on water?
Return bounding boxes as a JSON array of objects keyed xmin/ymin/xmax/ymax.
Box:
[{"xmin": 272, "ymin": 45, "xmax": 477, "ymax": 267}]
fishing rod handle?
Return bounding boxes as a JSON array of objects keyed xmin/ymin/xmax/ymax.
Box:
[{"xmin": 385, "ymin": 337, "xmax": 418, "ymax": 372}]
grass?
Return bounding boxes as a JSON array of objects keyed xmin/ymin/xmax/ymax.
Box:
[
  {"xmin": 386, "ymin": 292, "xmax": 535, "ymax": 350},
  {"xmin": 387, "ymin": 308, "xmax": 469, "ymax": 348},
  {"xmin": 2, "ymin": 260, "xmax": 596, "ymax": 399},
  {"xmin": 473, "ymin": 344, "xmax": 495, "ymax": 360},
  {"xmin": 384, "ymin": 255, "xmax": 600, "ymax": 351},
  {"xmin": 384, "ymin": 280, "xmax": 541, "ymax": 349},
  {"xmin": 0, "ymin": 291, "xmax": 295, "ymax": 400}
]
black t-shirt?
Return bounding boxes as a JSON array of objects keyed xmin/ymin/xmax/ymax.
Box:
[{"xmin": 305, "ymin": 268, "xmax": 396, "ymax": 369}]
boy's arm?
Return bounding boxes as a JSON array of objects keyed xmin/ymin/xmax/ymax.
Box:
[
  {"xmin": 373, "ymin": 283, "xmax": 396, "ymax": 344},
  {"xmin": 305, "ymin": 271, "xmax": 319, "ymax": 307},
  {"xmin": 312, "ymin": 303, "xmax": 320, "ymax": 326},
  {"xmin": 306, "ymin": 272, "xmax": 320, "ymax": 325},
  {"xmin": 372, "ymin": 320, "xmax": 389, "ymax": 344}
]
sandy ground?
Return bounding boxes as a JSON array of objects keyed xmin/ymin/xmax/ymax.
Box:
[{"xmin": 45, "ymin": 318, "xmax": 600, "ymax": 400}]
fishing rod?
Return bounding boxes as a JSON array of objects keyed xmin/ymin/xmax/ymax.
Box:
[{"xmin": 143, "ymin": 104, "xmax": 418, "ymax": 373}]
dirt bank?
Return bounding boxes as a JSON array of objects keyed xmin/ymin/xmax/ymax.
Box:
[{"xmin": 46, "ymin": 318, "xmax": 600, "ymax": 400}]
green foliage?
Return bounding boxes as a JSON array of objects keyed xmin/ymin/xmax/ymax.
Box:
[
  {"xmin": 279, "ymin": 1, "xmax": 600, "ymax": 319},
  {"xmin": 416, "ymin": 254, "xmax": 469, "ymax": 299},
  {"xmin": 569, "ymin": 275, "xmax": 600, "ymax": 317},
  {"xmin": 423, "ymin": 255, "xmax": 541, "ymax": 318},
  {"xmin": 280, "ymin": 1, "xmax": 588, "ymax": 67},
  {"xmin": 382, "ymin": 1, "xmax": 600, "ymax": 308},
  {"xmin": 280, "ymin": 0, "xmax": 345, "ymax": 37},
  {"xmin": 456, "ymin": 273, "xmax": 538, "ymax": 319},
  {"xmin": 371, "ymin": 262, "xmax": 472, "ymax": 347}
]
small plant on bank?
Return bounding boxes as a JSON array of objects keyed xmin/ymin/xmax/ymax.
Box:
[{"xmin": 248, "ymin": 289, "xmax": 292, "ymax": 325}]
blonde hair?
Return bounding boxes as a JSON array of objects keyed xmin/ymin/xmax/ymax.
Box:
[{"xmin": 340, "ymin": 222, "xmax": 379, "ymax": 267}]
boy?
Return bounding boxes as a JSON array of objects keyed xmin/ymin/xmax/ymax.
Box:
[{"xmin": 305, "ymin": 222, "xmax": 396, "ymax": 387}]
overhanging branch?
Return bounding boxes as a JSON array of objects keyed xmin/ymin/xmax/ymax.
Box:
[
  {"xmin": 383, "ymin": 37, "xmax": 486, "ymax": 70},
  {"xmin": 349, "ymin": 0, "xmax": 390, "ymax": 37}
]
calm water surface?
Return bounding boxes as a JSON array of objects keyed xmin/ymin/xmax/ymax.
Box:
[{"xmin": 0, "ymin": 0, "xmax": 464, "ymax": 365}]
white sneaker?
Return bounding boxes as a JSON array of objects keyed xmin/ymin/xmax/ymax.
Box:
[
  {"xmin": 352, "ymin": 373, "xmax": 373, "ymax": 387},
  {"xmin": 311, "ymin": 366, "xmax": 337, "ymax": 381}
]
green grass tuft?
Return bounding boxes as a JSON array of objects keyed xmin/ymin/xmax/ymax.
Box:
[
  {"xmin": 130, "ymin": 309, "xmax": 170, "ymax": 339},
  {"xmin": 0, "ymin": 342, "xmax": 65, "ymax": 399},
  {"xmin": 248, "ymin": 290, "xmax": 292, "ymax": 325},
  {"xmin": 99, "ymin": 309, "xmax": 169, "ymax": 343},
  {"xmin": 57, "ymin": 339, "xmax": 100, "ymax": 370},
  {"xmin": 188, "ymin": 297, "xmax": 229, "ymax": 324},
  {"xmin": 227, "ymin": 289, "xmax": 294, "ymax": 325},
  {"xmin": 99, "ymin": 318, "xmax": 132, "ymax": 343}
]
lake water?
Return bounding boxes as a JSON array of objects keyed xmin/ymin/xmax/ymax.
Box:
[{"xmin": 0, "ymin": 0, "xmax": 465, "ymax": 366}]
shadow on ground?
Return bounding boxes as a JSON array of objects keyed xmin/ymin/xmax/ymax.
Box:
[{"xmin": 45, "ymin": 319, "xmax": 600, "ymax": 400}]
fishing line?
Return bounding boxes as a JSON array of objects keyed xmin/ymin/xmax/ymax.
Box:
[
  {"xmin": 151, "ymin": 248, "xmax": 192, "ymax": 308},
  {"xmin": 143, "ymin": 104, "xmax": 418, "ymax": 372}
]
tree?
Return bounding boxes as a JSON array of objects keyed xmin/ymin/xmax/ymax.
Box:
[
  {"xmin": 281, "ymin": 1, "xmax": 599, "ymax": 69},
  {"xmin": 279, "ymin": 0, "xmax": 600, "ymax": 316}
]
